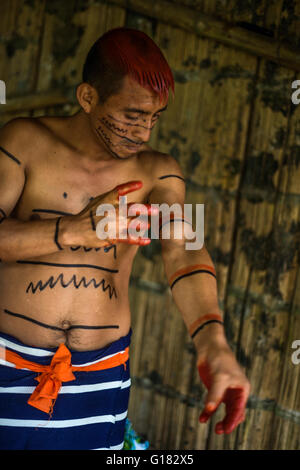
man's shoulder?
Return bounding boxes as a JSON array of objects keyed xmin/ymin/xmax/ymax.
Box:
[
  {"xmin": 0, "ymin": 116, "xmax": 46, "ymax": 137},
  {"xmin": 0, "ymin": 117, "xmax": 49, "ymax": 159},
  {"xmin": 139, "ymin": 147, "xmax": 184, "ymax": 179}
]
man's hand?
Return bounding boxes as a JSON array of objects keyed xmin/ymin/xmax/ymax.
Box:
[
  {"xmin": 60, "ymin": 180, "xmax": 156, "ymax": 248},
  {"xmin": 196, "ymin": 331, "xmax": 251, "ymax": 435}
]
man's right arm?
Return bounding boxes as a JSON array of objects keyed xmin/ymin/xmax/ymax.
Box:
[
  {"xmin": 0, "ymin": 119, "xmax": 153, "ymax": 263},
  {"xmin": 0, "ymin": 118, "xmax": 66, "ymax": 262}
]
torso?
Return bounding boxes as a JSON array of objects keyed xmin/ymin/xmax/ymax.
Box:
[{"xmin": 0, "ymin": 115, "xmax": 162, "ymax": 351}]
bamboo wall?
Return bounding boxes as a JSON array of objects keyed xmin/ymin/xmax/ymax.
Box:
[{"xmin": 0, "ymin": 0, "xmax": 299, "ymax": 450}]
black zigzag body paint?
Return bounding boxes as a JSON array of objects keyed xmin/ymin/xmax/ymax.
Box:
[{"xmin": 26, "ymin": 273, "xmax": 118, "ymax": 299}]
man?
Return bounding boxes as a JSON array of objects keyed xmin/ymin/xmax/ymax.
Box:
[{"xmin": 0, "ymin": 27, "xmax": 250, "ymax": 450}]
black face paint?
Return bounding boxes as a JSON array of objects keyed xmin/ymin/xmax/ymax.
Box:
[
  {"xmin": 107, "ymin": 113, "xmax": 159, "ymax": 131},
  {"xmin": 99, "ymin": 116, "xmax": 128, "ymax": 136},
  {"xmin": 95, "ymin": 124, "xmax": 124, "ymax": 160}
]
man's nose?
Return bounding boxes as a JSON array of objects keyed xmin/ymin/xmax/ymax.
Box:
[{"xmin": 131, "ymin": 124, "xmax": 152, "ymax": 144}]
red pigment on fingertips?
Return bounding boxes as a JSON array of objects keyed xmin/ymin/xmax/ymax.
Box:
[
  {"xmin": 197, "ymin": 361, "xmax": 212, "ymax": 389},
  {"xmin": 117, "ymin": 181, "xmax": 143, "ymax": 195}
]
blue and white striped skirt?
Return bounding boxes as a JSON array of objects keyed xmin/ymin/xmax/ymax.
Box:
[{"xmin": 0, "ymin": 329, "xmax": 132, "ymax": 450}]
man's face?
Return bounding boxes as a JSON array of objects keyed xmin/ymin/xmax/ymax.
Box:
[{"xmin": 90, "ymin": 75, "xmax": 168, "ymax": 159}]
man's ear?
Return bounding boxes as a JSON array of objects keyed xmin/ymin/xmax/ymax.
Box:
[{"xmin": 76, "ymin": 82, "xmax": 99, "ymax": 113}]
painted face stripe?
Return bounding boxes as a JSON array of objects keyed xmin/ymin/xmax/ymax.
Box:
[
  {"xmin": 0, "ymin": 145, "xmax": 21, "ymax": 165},
  {"xmin": 188, "ymin": 313, "xmax": 224, "ymax": 337},
  {"xmin": 168, "ymin": 264, "xmax": 216, "ymax": 288}
]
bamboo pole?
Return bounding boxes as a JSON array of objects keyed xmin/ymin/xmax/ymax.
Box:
[
  {"xmin": 1, "ymin": 89, "xmax": 72, "ymax": 113},
  {"xmin": 103, "ymin": 0, "xmax": 300, "ymax": 72}
]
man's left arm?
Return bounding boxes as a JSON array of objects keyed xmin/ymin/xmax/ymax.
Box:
[{"xmin": 148, "ymin": 155, "xmax": 251, "ymax": 435}]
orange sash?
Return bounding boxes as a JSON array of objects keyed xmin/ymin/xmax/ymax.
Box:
[{"xmin": 1, "ymin": 343, "xmax": 129, "ymax": 415}]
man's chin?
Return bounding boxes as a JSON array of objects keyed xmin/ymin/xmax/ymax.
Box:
[{"xmin": 113, "ymin": 145, "xmax": 141, "ymax": 159}]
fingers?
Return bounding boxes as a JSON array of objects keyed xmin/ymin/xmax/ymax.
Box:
[
  {"xmin": 215, "ymin": 388, "xmax": 247, "ymax": 434},
  {"xmin": 199, "ymin": 387, "xmax": 248, "ymax": 435},
  {"xmin": 115, "ymin": 181, "xmax": 143, "ymax": 198},
  {"xmin": 115, "ymin": 237, "xmax": 151, "ymax": 246},
  {"xmin": 215, "ymin": 409, "xmax": 246, "ymax": 435},
  {"xmin": 127, "ymin": 202, "xmax": 159, "ymax": 217}
]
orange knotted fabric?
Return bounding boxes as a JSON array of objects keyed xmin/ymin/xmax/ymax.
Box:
[
  {"xmin": 28, "ymin": 344, "xmax": 76, "ymax": 414},
  {"xmin": 1, "ymin": 342, "xmax": 129, "ymax": 416}
]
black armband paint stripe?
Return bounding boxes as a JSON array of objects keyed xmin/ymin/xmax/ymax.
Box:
[
  {"xmin": 159, "ymin": 217, "xmax": 192, "ymax": 232},
  {"xmin": 170, "ymin": 269, "xmax": 217, "ymax": 290},
  {"xmin": 191, "ymin": 320, "xmax": 224, "ymax": 339},
  {"xmin": 0, "ymin": 146, "xmax": 21, "ymax": 165},
  {"xmin": 54, "ymin": 217, "xmax": 63, "ymax": 250},
  {"xmin": 158, "ymin": 174, "xmax": 185, "ymax": 182},
  {"xmin": 16, "ymin": 260, "xmax": 118, "ymax": 273},
  {"xmin": 90, "ymin": 210, "xmax": 96, "ymax": 231},
  {"xmin": 33, "ymin": 208, "xmax": 74, "ymax": 216}
]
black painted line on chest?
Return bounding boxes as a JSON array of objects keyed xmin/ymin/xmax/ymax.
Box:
[
  {"xmin": 32, "ymin": 208, "xmax": 74, "ymax": 216},
  {"xmin": 16, "ymin": 260, "xmax": 119, "ymax": 274},
  {"xmin": 3, "ymin": 309, "xmax": 119, "ymax": 332}
]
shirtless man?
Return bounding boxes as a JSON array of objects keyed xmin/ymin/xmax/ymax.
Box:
[{"xmin": 0, "ymin": 27, "xmax": 250, "ymax": 450}]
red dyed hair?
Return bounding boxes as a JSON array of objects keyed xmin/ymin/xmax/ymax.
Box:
[{"xmin": 82, "ymin": 27, "xmax": 174, "ymax": 104}]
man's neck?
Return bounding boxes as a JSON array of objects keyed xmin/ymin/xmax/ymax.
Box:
[{"xmin": 66, "ymin": 109, "xmax": 113, "ymax": 162}]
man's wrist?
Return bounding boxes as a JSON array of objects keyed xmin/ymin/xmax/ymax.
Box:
[
  {"xmin": 192, "ymin": 322, "xmax": 228, "ymax": 354},
  {"xmin": 59, "ymin": 215, "xmax": 77, "ymax": 247}
]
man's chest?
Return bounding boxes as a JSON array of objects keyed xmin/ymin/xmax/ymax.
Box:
[{"xmin": 13, "ymin": 148, "xmax": 154, "ymax": 221}]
